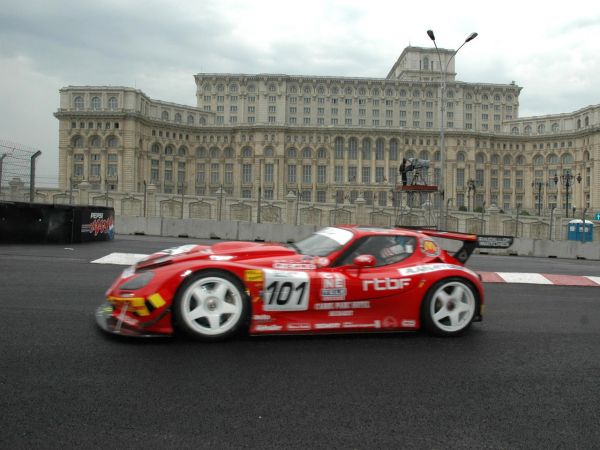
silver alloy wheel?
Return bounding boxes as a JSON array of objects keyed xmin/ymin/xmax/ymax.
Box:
[
  {"xmin": 429, "ymin": 281, "xmax": 476, "ymax": 333},
  {"xmin": 180, "ymin": 276, "xmax": 243, "ymax": 337}
]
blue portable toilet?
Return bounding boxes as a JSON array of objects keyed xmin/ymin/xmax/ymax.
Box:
[{"xmin": 567, "ymin": 219, "xmax": 593, "ymax": 242}]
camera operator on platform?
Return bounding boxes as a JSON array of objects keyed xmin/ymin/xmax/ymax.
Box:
[{"xmin": 399, "ymin": 158, "xmax": 408, "ymax": 186}]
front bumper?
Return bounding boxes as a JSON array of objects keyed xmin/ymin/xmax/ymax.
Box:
[{"xmin": 95, "ymin": 303, "xmax": 172, "ymax": 338}]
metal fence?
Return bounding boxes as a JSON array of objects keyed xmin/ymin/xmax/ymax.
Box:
[{"xmin": 0, "ymin": 140, "xmax": 42, "ymax": 197}]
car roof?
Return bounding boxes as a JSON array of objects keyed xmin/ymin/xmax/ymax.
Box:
[{"xmin": 335, "ymin": 225, "xmax": 421, "ymax": 239}]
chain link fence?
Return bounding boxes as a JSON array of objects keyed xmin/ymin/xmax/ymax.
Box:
[{"xmin": 0, "ymin": 139, "xmax": 43, "ymax": 198}]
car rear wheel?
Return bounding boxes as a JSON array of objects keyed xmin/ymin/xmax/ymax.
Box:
[
  {"xmin": 173, "ymin": 271, "xmax": 249, "ymax": 341},
  {"xmin": 421, "ymin": 278, "xmax": 477, "ymax": 336}
]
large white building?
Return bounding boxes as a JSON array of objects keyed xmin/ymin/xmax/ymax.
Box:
[{"xmin": 54, "ymin": 46, "xmax": 599, "ymax": 217}]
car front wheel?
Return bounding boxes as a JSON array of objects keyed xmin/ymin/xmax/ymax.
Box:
[
  {"xmin": 173, "ymin": 271, "xmax": 249, "ymax": 341},
  {"xmin": 421, "ymin": 278, "xmax": 477, "ymax": 336}
]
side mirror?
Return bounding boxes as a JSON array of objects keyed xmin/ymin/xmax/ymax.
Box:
[{"xmin": 353, "ymin": 254, "xmax": 376, "ymax": 268}]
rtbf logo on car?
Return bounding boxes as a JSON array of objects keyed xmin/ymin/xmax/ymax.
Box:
[{"xmin": 362, "ymin": 277, "xmax": 411, "ymax": 291}]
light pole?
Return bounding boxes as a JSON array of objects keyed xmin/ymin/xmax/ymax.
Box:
[
  {"xmin": 143, "ymin": 180, "xmax": 147, "ymax": 217},
  {"xmin": 532, "ymin": 180, "xmax": 544, "ymax": 216},
  {"xmin": 216, "ymin": 185, "xmax": 225, "ymax": 221},
  {"xmin": 515, "ymin": 203, "xmax": 521, "ymax": 238},
  {"xmin": 0, "ymin": 153, "xmax": 7, "ymax": 195},
  {"xmin": 69, "ymin": 177, "xmax": 73, "ymax": 205},
  {"xmin": 555, "ymin": 172, "xmax": 582, "ymax": 217},
  {"xmin": 256, "ymin": 161, "xmax": 262, "ymax": 224},
  {"xmin": 295, "ymin": 184, "xmax": 300, "ymax": 226},
  {"xmin": 549, "ymin": 206, "xmax": 556, "ymax": 240},
  {"xmin": 480, "ymin": 201, "xmax": 486, "ymax": 234},
  {"xmin": 427, "ymin": 29, "xmax": 478, "ymax": 230},
  {"xmin": 180, "ymin": 181, "xmax": 185, "ymax": 219},
  {"xmin": 30, "ymin": 151, "xmax": 42, "ymax": 202}
]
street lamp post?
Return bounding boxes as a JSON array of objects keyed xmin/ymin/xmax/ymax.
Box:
[
  {"xmin": 427, "ymin": 29, "xmax": 478, "ymax": 230},
  {"xmin": 532, "ymin": 180, "xmax": 544, "ymax": 216},
  {"xmin": 180, "ymin": 181, "xmax": 185, "ymax": 219},
  {"xmin": 556, "ymin": 172, "xmax": 582, "ymax": 217},
  {"xmin": 143, "ymin": 180, "xmax": 147, "ymax": 217},
  {"xmin": 480, "ymin": 201, "xmax": 486, "ymax": 234},
  {"xmin": 216, "ymin": 185, "xmax": 225, "ymax": 221},
  {"xmin": 549, "ymin": 206, "xmax": 556, "ymax": 240},
  {"xmin": 30, "ymin": 151, "xmax": 42, "ymax": 202},
  {"xmin": 257, "ymin": 161, "xmax": 262, "ymax": 224},
  {"xmin": 515, "ymin": 203, "xmax": 521, "ymax": 238},
  {"xmin": 0, "ymin": 153, "xmax": 7, "ymax": 195}
]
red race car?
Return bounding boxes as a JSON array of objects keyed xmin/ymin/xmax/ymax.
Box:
[{"xmin": 96, "ymin": 226, "xmax": 511, "ymax": 340}]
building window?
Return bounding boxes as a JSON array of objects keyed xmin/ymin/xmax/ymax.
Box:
[
  {"xmin": 224, "ymin": 164, "xmax": 233, "ymax": 184},
  {"xmin": 317, "ymin": 165, "xmax": 326, "ymax": 184},
  {"xmin": 108, "ymin": 97, "xmax": 118, "ymax": 110},
  {"xmin": 287, "ymin": 165, "xmax": 297, "ymax": 183},
  {"xmin": 74, "ymin": 96, "xmax": 84, "ymax": 110},
  {"xmin": 334, "ymin": 166, "xmax": 343, "ymax": 183},
  {"xmin": 361, "ymin": 167, "xmax": 371, "ymax": 183},
  {"xmin": 302, "ymin": 165, "xmax": 312, "ymax": 184},
  {"xmin": 91, "ymin": 97, "xmax": 101, "ymax": 111},
  {"xmin": 241, "ymin": 164, "xmax": 252, "ymax": 184}
]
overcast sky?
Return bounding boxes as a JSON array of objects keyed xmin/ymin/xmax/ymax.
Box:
[{"xmin": 1, "ymin": 0, "xmax": 599, "ymax": 187}]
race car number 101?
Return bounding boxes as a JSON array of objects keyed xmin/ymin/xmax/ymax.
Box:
[{"xmin": 262, "ymin": 270, "xmax": 310, "ymax": 311}]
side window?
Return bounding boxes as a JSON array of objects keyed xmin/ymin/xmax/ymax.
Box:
[{"xmin": 335, "ymin": 235, "xmax": 416, "ymax": 267}]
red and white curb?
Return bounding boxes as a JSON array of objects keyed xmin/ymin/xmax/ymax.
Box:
[
  {"xmin": 479, "ymin": 272, "xmax": 600, "ymax": 287},
  {"xmin": 92, "ymin": 253, "xmax": 600, "ymax": 287}
]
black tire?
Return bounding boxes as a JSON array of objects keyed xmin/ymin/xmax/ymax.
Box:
[
  {"xmin": 421, "ymin": 277, "xmax": 478, "ymax": 337},
  {"xmin": 172, "ymin": 270, "xmax": 249, "ymax": 341}
]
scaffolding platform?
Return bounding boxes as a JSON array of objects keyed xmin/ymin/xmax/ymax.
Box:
[{"xmin": 395, "ymin": 184, "xmax": 438, "ymax": 192}]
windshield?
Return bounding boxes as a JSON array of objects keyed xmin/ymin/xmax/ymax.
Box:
[{"xmin": 293, "ymin": 227, "xmax": 354, "ymax": 256}]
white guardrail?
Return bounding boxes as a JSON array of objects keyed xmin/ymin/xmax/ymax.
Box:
[{"xmin": 114, "ymin": 216, "xmax": 600, "ymax": 261}]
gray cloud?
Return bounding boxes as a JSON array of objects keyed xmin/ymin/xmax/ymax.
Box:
[{"xmin": 1, "ymin": 0, "xmax": 600, "ymax": 188}]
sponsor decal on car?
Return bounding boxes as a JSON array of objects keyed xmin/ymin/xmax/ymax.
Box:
[
  {"xmin": 244, "ymin": 270, "xmax": 263, "ymax": 282},
  {"xmin": 210, "ymin": 255, "xmax": 234, "ymax": 261},
  {"xmin": 401, "ymin": 320, "xmax": 417, "ymax": 327},
  {"xmin": 320, "ymin": 273, "xmax": 347, "ymax": 301},
  {"xmin": 420, "ymin": 238, "xmax": 441, "ymax": 257},
  {"xmin": 255, "ymin": 324, "xmax": 283, "ymax": 332},
  {"xmin": 273, "ymin": 261, "xmax": 317, "ymax": 270},
  {"xmin": 397, "ymin": 264, "xmax": 477, "ymax": 277},
  {"xmin": 315, "ymin": 257, "xmax": 330, "ymax": 268},
  {"xmin": 342, "ymin": 321, "xmax": 381, "ymax": 329},
  {"xmin": 262, "ymin": 270, "xmax": 310, "ymax": 311},
  {"xmin": 314, "ymin": 301, "xmax": 370, "ymax": 310},
  {"xmin": 286, "ymin": 323, "xmax": 311, "ymax": 331},
  {"xmin": 362, "ymin": 277, "xmax": 411, "ymax": 291},
  {"xmin": 314, "ymin": 323, "xmax": 342, "ymax": 330},
  {"xmin": 383, "ymin": 316, "xmax": 398, "ymax": 328},
  {"xmin": 328, "ymin": 310, "xmax": 354, "ymax": 317},
  {"xmin": 252, "ymin": 314, "xmax": 271, "ymax": 321}
]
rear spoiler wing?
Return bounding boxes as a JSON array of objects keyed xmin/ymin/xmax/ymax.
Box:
[{"xmin": 396, "ymin": 227, "xmax": 513, "ymax": 263}]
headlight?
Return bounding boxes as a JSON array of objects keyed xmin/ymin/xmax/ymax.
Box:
[{"xmin": 120, "ymin": 271, "xmax": 155, "ymax": 290}]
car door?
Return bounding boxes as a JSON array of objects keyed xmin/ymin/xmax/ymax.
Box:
[{"xmin": 325, "ymin": 235, "xmax": 419, "ymax": 329}]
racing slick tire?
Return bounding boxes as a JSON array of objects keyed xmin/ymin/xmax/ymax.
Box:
[
  {"xmin": 173, "ymin": 270, "xmax": 250, "ymax": 341},
  {"xmin": 421, "ymin": 277, "xmax": 478, "ymax": 337}
]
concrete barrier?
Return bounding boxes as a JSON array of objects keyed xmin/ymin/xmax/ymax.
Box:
[{"xmin": 115, "ymin": 216, "xmax": 600, "ymax": 260}]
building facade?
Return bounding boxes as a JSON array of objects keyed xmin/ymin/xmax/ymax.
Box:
[{"xmin": 54, "ymin": 46, "xmax": 599, "ymax": 216}]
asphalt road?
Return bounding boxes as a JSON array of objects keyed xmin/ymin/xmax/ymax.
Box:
[{"xmin": 1, "ymin": 236, "xmax": 599, "ymax": 449}]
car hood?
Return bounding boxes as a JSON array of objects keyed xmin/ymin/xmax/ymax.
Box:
[{"xmin": 135, "ymin": 241, "xmax": 305, "ymax": 270}]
